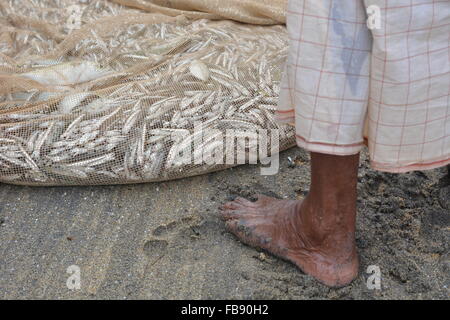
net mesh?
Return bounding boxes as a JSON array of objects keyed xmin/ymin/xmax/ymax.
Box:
[{"xmin": 0, "ymin": 0, "xmax": 295, "ymax": 186}]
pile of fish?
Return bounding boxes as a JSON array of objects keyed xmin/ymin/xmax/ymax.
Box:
[{"xmin": 0, "ymin": 2, "xmax": 295, "ymax": 185}]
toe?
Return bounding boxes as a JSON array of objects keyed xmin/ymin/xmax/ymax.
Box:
[
  {"xmin": 225, "ymin": 219, "xmax": 261, "ymax": 247},
  {"xmin": 219, "ymin": 201, "xmax": 240, "ymax": 210},
  {"xmin": 219, "ymin": 209, "xmax": 245, "ymax": 221},
  {"xmin": 219, "ymin": 206, "xmax": 262, "ymax": 221},
  {"xmin": 234, "ymin": 197, "xmax": 257, "ymax": 207},
  {"xmin": 254, "ymin": 194, "xmax": 278, "ymax": 204},
  {"xmin": 224, "ymin": 219, "xmax": 239, "ymax": 233},
  {"xmin": 220, "ymin": 197, "xmax": 256, "ymax": 211},
  {"xmin": 225, "ymin": 219, "xmax": 250, "ymax": 240}
]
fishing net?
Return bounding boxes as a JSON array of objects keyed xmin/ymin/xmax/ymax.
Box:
[{"xmin": 0, "ymin": 0, "xmax": 295, "ymax": 186}]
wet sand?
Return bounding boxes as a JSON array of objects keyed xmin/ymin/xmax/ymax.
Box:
[{"xmin": 0, "ymin": 147, "xmax": 448, "ymax": 299}]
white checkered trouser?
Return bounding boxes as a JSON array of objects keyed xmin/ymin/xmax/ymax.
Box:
[{"xmin": 276, "ymin": 0, "xmax": 450, "ymax": 172}]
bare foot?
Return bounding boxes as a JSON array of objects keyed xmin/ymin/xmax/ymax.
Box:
[{"xmin": 220, "ymin": 194, "xmax": 359, "ymax": 287}]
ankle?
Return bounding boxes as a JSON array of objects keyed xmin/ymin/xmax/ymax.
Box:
[{"xmin": 294, "ymin": 196, "xmax": 356, "ymax": 253}]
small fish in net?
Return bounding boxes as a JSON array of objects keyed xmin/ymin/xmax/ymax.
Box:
[{"xmin": 0, "ymin": 0, "xmax": 295, "ymax": 185}]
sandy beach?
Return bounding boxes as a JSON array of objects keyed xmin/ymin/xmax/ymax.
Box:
[{"xmin": 0, "ymin": 147, "xmax": 448, "ymax": 299}]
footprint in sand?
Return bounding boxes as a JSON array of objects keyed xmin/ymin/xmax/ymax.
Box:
[
  {"xmin": 143, "ymin": 239, "xmax": 168, "ymax": 260},
  {"xmin": 143, "ymin": 215, "xmax": 204, "ymax": 263}
]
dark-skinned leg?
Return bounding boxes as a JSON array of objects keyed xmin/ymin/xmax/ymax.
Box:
[{"xmin": 219, "ymin": 152, "xmax": 360, "ymax": 287}]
